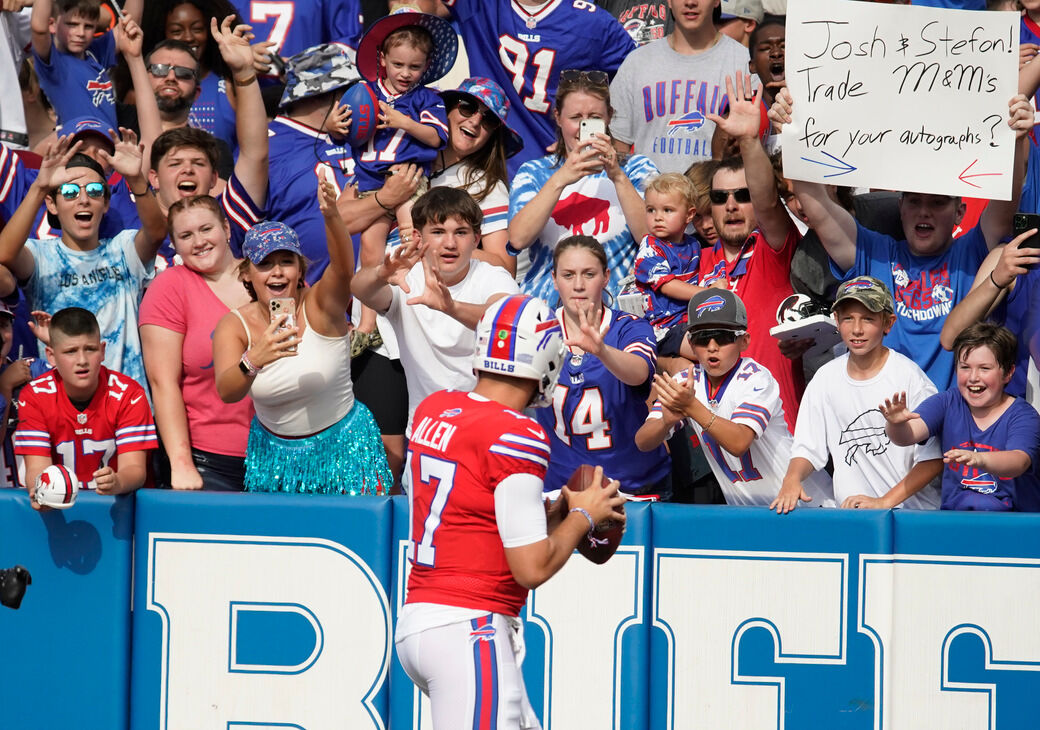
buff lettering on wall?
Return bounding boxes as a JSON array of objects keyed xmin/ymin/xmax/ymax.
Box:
[{"xmin": 781, "ymin": 0, "xmax": 1019, "ymax": 200}]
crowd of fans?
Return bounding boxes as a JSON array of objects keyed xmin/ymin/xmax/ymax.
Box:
[{"xmin": 0, "ymin": 0, "xmax": 1037, "ymax": 514}]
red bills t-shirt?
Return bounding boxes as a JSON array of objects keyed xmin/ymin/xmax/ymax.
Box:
[
  {"xmin": 14, "ymin": 366, "xmax": 157, "ymax": 488},
  {"xmin": 405, "ymin": 390, "xmax": 551, "ymax": 617}
]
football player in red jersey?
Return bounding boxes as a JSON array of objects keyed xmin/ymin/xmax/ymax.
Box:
[
  {"xmin": 396, "ymin": 293, "xmax": 626, "ymax": 729},
  {"xmin": 14, "ymin": 307, "xmax": 156, "ymax": 508}
]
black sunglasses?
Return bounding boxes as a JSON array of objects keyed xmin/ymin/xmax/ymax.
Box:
[
  {"xmin": 687, "ymin": 328, "xmax": 746, "ymax": 347},
  {"xmin": 709, "ymin": 187, "xmax": 752, "ymax": 205},
  {"xmin": 148, "ymin": 63, "xmax": 196, "ymax": 81},
  {"xmin": 559, "ymin": 69, "xmax": 609, "ymax": 86},
  {"xmin": 455, "ymin": 99, "xmax": 501, "ymax": 132},
  {"xmin": 58, "ymin": 181, "xmax": 107, "ymax": 200}
]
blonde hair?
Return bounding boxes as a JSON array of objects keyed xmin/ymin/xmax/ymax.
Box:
[
  {"xmin": 684, "ymin": 159, "xmax": 718, "ymax": 214},
  {"xmin": 645, "ymin": 173, "xmax": 697, "ymax": 209}
]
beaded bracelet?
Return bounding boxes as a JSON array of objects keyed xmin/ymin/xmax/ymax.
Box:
[{"xmin": 569, "ymin": 507, "xmax": 594, "ymax": 533}]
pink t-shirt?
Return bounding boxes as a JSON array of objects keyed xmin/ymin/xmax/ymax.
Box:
[{"xmin": 139, "ymin": 265, "xmax": 253, "ymax": 457}]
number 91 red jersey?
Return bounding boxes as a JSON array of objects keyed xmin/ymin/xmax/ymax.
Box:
[{"xmin": 404, "ymin": 389, "xmax": 550, "ymax": 617}]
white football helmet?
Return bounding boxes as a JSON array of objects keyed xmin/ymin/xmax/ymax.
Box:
[
  {"xmin": 473, "ymin": 295, "xmax": 566, "ymax": 408},
  {"xmin": 776, "ymin": 293, "xmax": 830, "ymax": 325},
  {"xmin": 34, "ymin": 464, "xmax": 78, "ymax": 510}
]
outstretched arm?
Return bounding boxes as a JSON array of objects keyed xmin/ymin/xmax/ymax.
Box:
[
  {"xmin": 216, "ymin": 16, "xmax": 268, "ymax": 207},
  {"xmin": 309, "ymin": 173, "xmax": 355, "ymax": 330},
  {"xmin": 30, "ymin": 0, "xmax": 53, "ymax": 63},
  {"xmin": 978, "ymin": 94, "xmax": 1032, "ymax": 249},
  {"xmin": 0, "ymin": 137, "xmax": 82, "ymax": 279},
  {"xmin": 710, "ymin": 73, "xmax": 792, "ymax": 250},
  {"xmin": 98, "ymin": 128, "xmax": 166, "ymax": 263},
  {"xmin": 769, "ymin": 88, "xmax": 857, "ymax": 270}
]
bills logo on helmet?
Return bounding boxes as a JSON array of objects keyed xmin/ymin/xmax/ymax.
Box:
[
  {"xmin": 696, "ymin": 295, "xmax": 726, "ymax": 317},
  {"xmin": 667, "ymin": 111, "xmax": 706, "ymax": 136},
  {"xmin": 34, "ymin": 464, "xmax": 78, "ymax": 509}
]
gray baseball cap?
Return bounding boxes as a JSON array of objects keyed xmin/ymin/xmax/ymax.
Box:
[
  {"xmin": 686, "ymin": 289, "xmax": 748, "ymax": 330},
  {"xmin": 720, "ymin": 0, "xmax": 764, "ymax": 22}
]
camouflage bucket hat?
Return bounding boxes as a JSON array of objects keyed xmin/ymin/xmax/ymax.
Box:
[
  {"xmin": 279, "ymin": 44, "xmax": 362, "ymax": 108},
  {"xmin": 832, "ymin": 276, "xmax": 895, "ymax": 314}
]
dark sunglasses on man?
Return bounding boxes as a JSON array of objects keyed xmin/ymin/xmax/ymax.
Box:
[
  {"xmin": 147, "ymin": 63, "xmax": 196, "ymax": 81},
  {"xmin": 708, "ymin": 187, "xmax": 752, "ymax": 205}
]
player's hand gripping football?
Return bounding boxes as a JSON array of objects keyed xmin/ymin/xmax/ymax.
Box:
[{"xmin": 560, "ymin": 465, "xmax": 626, "ymax": 529}]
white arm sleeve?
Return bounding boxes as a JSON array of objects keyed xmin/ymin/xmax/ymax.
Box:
[{"xmin": 495, "ymin": 472, "xmax": 549, "ymax": 548}]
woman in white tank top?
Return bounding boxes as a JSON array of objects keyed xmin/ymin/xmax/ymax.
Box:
[{"xmin": 212, "ymin": 176, "xmax": 391, "ymax": 495}]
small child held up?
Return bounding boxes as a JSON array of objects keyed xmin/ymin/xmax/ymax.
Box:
[
  {"xmin": 14, "ymin": 307, "xmax": 157, "ymax": 506},
  {"xmin": 882, "ymin": 322, "xmax": 1040, "ymax": 512},
  {"xmin": 636, "ymin": 289, "xmax": 833, "ymax": 507},
  {"xmin": 633, "ymin": 172, "xmax": 708, "ymax": 336},
  {"xmin": 352, "ymin": 7, "xmax": 456, "ymax": 252},
  {"xmin": 30, "ymin": 0, "xmax": 142, "ymax": 128}
]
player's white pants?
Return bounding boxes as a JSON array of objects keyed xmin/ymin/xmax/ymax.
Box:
[{"xmin": 396, "ymin": 612, "xmax": 541, "ymax": 730}]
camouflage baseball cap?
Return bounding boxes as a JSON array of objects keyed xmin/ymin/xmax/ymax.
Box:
[
  {"xmin": 832, "ymin": 276, "xmax": 894, "ymax": 314},
  {"xmin": 279, "ymin": 44, "xmax": 362, "ymax": 109}
]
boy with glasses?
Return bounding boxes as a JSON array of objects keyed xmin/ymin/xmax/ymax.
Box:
[
  {"xmin": 637, "ymin": 288, "xmax": 834, "ymax": 506},
  {"xmin": 0, "ymin": 136, "xmax": 166, "ymax": 394}
]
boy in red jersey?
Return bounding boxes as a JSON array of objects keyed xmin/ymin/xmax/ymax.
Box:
[
  {"xmin": 14, "ymin": 307, "xmax": 156, "ymax": 507},
  {"xmin": 396, "ymin": 294, "xmax": 626, "ymax": 729}
]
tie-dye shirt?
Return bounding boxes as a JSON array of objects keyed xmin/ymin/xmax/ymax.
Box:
[{"xmin": 25, "ymin": 230, "xmax": 153, "ymax": 392}]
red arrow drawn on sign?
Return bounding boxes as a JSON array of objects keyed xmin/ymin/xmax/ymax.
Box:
[{"xmin": 958, "ymin": 159, "xmax": 1003, "ymax": 189}]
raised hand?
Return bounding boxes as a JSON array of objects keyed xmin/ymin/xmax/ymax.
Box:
[
  {"xmin": 406, "ymin": 255, "xmax": 454, "ymax": 313},
  {"xmin": 767, "ymin": 86, "xmax": 794, "ymax": 129},
  {"xmin": 27, "ymin": 310, "xmax": 51, "ymax": 346},
  {"xmin": 990, "ymin": 228, "xmax": 1040, "ymax": 289},
  {"xmin": 377, "ymin": 236, "xmax": 425, "ymax": 293},
  {"xmin": 878, "ymin": 391, "xmax": 919, "ymax": 425},
  {"xmin": 33, "ymin": 136, "xmax": 82, "ymax": 191},
  {"xmin": 114, "ymin": 15, "xmax": 143, "ymax": 58},
  {"xmin": 97, "ymin": 127, "xmax": 144, "ymax": 179},
  {"xmin": 251, "ymin": 39, "xmax": 277, "ymax": 75},
  {"xmin": 563, "ymin": 303, "xmax": 604, "ymax": 356},
  {"xmin": 211, "ymin": 16, "xmax": 256, "ymax": 77},
  {"xmin": 708, "ymin": 71, "xmax": 763, "ymax": 141},
  {"xmin": 316, "ymin": 169, "xmax": 340, "ymax": 220}
]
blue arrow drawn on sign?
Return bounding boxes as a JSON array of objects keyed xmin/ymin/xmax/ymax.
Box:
[{"xmin": 800, "ymin": 151, "xmax": 857, "ymax": 178}]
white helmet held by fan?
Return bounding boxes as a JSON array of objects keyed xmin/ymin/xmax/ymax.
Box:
[
  {"xmin": 775, "ymin": 293, "xmax": 830, "ymax": 325},
  {"xmin": 33, "ymin": 464, "xmax": 78, "ymax": 509},
  {"xmin": 473, "ymin": 295, "xmax": 565, "ymax": 408}
]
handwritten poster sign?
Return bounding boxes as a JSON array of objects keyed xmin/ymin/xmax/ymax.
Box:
[{"xmin": 781, "ymin": 0, "xmax": 1019, "ymax": 200}]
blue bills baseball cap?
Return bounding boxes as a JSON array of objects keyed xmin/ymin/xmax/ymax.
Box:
[{"xmin": 242, "ymin": 221, "xmax": 304, "ymax": 264}]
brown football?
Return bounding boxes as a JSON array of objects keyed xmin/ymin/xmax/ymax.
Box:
[{"xmin": 565, "ymin": 464, "xmax": 625, "ymax": 565}]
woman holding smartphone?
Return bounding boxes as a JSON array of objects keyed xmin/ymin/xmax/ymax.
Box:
[
  {"xmin": 508, "ymin": 69, "xmax": 656, "ymax": 303},
  {"xmin": 213, "ymin": 176, "xmax": 391, "ymax": 495}
]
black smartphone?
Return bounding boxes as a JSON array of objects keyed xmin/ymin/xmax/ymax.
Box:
[{"xmin": 1013, "ymin": 212, "xmax": 1040, "ymax": 252}]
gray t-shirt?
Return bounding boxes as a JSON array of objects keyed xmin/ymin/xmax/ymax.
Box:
[{"xmin": 609, "ymin": 35, "xmax": 749, "ymax": 173}]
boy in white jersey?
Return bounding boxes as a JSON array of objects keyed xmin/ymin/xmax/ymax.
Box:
[
  {"xmin": 770, "ymin": 277, "xmax": 942, "ymax": 514},
  {"xmin": 636, "ymin": 289, "xmax": 833, "ymax": 506}
]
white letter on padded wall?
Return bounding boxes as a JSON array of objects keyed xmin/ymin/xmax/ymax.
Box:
[
  {"xmin": 148, "ymin": 533, "xmax": 390, "ymax": 730},
  {"xmin": 860, "ymin": 555, "xmax": 1040, "ymax": 730},
  {"xmin": 654, "ymin": 549, "xmax": 848, "ymax": 730}
]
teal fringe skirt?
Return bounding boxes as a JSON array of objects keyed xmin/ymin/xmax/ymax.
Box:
[{"xmin": 244, "ymin": 401, "xmax": 391, "ymax": 495}]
